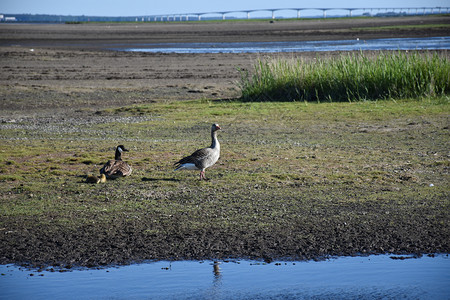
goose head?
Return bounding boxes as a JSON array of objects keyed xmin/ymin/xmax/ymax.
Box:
[
  {"xmin": 117, "ymin": 145, "xmax": 129, "ymax": 152},
  {"xmin": 115, "ymin": 145, "xmax": 129, "ymax": 160},
  {"xmin": 212, "ymin": 124, "xmax": 221, "ymax": 132}
]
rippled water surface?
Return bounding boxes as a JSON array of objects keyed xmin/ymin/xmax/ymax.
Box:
[
  {"xmin": 117, "ymin": 36, "xmax": 450, "ymax": 53},
  {"xmin": 1, "ymin": 255, "xmax": 449, "ymax": 299}
]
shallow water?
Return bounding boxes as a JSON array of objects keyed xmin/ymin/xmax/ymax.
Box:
[
  {"xmin": 116, "ymin": 36, "xmax": 450, "ymax": 53},
  {"xmin": 1, "ymin": 255, "xmax": 449, "ymax": 299}
]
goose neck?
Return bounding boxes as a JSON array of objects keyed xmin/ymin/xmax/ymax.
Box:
[
  {"xmin": 211, "ymin": 130, "xmax": 220, "ymax": 149},
  {"xmin": 114, "ymin": 149, "xmax": 122, "ymax": 160}
]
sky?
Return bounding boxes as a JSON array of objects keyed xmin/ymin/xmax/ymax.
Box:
[{"xmin": 1, "ymin": 0, "xmax": 449, "ymax": 16}]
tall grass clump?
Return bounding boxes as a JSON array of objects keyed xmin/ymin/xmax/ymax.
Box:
[{"xmin": 238, "ymin": 52, "xmax": 450, "ymax": 102}]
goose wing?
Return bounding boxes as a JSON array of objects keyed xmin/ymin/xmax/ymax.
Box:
[
  {"xmin": 174, "ymin": 147, "xmax": 212, "ymax": 169},
  {"xmin": 100, "ymin": 160, "xmax": 132, "ymax": 177}
]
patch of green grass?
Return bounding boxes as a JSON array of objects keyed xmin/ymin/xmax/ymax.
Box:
[
  {"xmin": 0, "ymin": 174, "xmax": 24, "ymax": 181},
  {"xmin": 0, "ymin": 97, "xmax": 448, "ymax": 239},
  {"xmin": 238, "ymin": 52, "xmax": 450, "ymax": 102}
]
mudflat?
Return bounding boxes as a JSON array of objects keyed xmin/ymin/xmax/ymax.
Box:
[
  {"xmin": 1, "ymin": 15, "xmax": 449, "ymax": 111},
  {"xmin": 0, "ymin": 15, "xmax": 449, "ymax": 268}
]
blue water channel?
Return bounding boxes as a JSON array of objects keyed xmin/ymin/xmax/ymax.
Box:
[
  {"xmin": 1, "ymin": 255, "xmax": 449, "ymax": 299},
  {"xmin": 116, "ymin": 36, "xmax": 450, "ymax": 53}
]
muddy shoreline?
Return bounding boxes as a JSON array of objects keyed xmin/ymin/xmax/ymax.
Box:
[{"xmin": 0, "ymin": 16, "xmax": 449, "ymax": 268}]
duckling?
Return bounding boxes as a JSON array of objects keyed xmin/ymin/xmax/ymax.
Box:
[
  {"xmin": 100, "ymin": 145, "xmax": 132, "ymax": 179},
  {"xmin": 99, "ymin": 173, "xmax": 107, "ymax": 183},
  {"xmin": 86, "ymin": 173, "xmax": 106, "ymax": 184}
]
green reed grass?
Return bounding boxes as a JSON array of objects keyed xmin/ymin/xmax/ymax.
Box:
[{"xmin": 238, "ymin": 52, "xmax": 450, "ymax": 102}]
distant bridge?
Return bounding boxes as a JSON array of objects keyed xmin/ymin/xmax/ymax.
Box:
[{"xmin": 140, "ymin": 7, "xmax": 449, "ymax": 22}]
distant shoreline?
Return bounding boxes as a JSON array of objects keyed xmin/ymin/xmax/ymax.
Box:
[
  {"xmin": 1, "ymin": 6, "xmax": 449, "ymax": 23},
  {"xmin": 1, "ymin": 15, "xmax": 449, "ymax": 51}
]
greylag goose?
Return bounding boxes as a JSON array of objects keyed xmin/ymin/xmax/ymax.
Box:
[
  {"xmin": 174, "ymin": 123, "xmax": 221, "ymax": 180},
  {"xmin": 100, "ymin": 145, "xmax": 132, "ymax": 178}
]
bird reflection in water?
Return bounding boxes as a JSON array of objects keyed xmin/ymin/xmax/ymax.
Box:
[
  {"xmin": 213, "ymin": 261, "xmax": 221, "ymax": 279},
  {"xmin": 209, "ymin": 261, "xmax": 223, "ymax": 298}
]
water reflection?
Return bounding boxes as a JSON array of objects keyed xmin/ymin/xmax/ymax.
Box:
[
  {"xmin": 117, "ymin": 36, "xmax": 450, "ymax": 53},
  {"xmin": 209, "ymin": 261, "xmax": 222, "ymax": 299},
  {"xmin": 213, "ymin": 261, "xmax": 221, "ymax": 279},
  {"xmin": 1, "ymin": 255, "xmax": 449, "ymax": 299}
]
